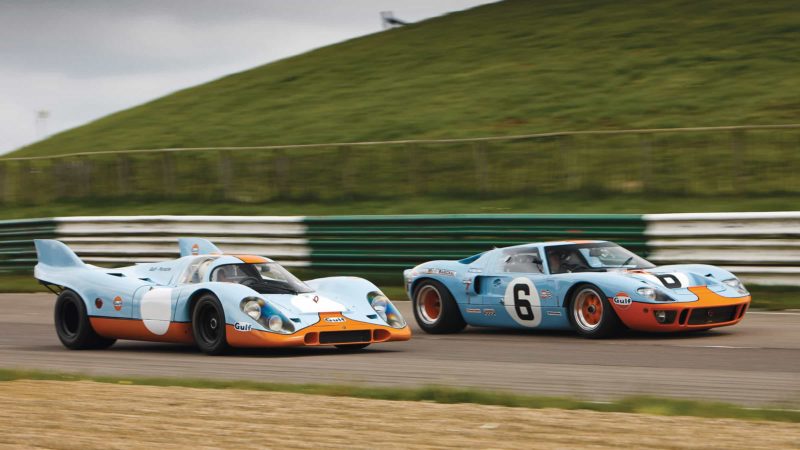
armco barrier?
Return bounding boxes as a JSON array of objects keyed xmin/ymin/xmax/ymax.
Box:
[
  {"xmin": 0, "ymin": 218, "xmax": 57, "ymax": 273},
  {"xmin": 304, "ymin": 214, "xmax": 647, "ymax": 271},
  {"xmin": 0, "ymin": 213, "xmax": 797, "ymax": 286}
]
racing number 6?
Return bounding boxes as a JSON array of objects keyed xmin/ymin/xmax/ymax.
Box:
[{"xmin": 513, "ymin": 284, "xmax": 535, "ymax": 321}]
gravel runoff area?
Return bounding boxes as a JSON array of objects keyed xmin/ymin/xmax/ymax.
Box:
[{"xmin": 0, "ymin": 380, "xmax": 798, "ymax": 449}]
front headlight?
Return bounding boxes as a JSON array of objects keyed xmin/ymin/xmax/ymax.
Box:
[
  {"xmin": 723, "ymin": 278, "xmax": 749, "ymax": 295},
  {"xmin": 239, "ymin": 297, "xmax": 295, "ymax": 334},
  {"xmin": 368, "ymin": 292, "xmax": 406, "ymax": 329},
  {"xmin": 243, "ymin": 299, "xmax": 261, "ymax": 320},
  {"xmin": 636, "ymin": 287, "xmax": 674, "ymax": 302}
]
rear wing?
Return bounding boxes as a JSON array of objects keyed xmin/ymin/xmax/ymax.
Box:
[
  {"xmin": 34, "ymin": 239, "xmax": 86, "ymax": 269},
  {"xmin": 178, "ymin": 238, "xmax": 222, "ymax": 257}
]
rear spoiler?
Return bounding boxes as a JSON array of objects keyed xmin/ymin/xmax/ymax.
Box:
[
  {"xmin": 178, "ymin": 238, "xmax": 222, "ymax": 257},
  {"xmin": 34, "ymin": 239, "xmax": 86, "ymax": 269}
]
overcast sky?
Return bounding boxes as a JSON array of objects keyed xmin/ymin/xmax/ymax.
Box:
[{"xmin": 0, "ymin": 0, "xmax": 495, "ymax": 155}]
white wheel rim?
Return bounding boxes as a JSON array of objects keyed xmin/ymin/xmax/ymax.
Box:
[
  {"xmin": 573, "ymin": 288, "xmax": 604, "ymax": 331},
  {"xmin": 416, "ymin": 285, "xmax": 442, "ymax": 325}
]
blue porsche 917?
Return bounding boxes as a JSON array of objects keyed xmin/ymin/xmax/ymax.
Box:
[{"xmin": 404, "ymin": 240, "xmax": 750, "ymax": 338}]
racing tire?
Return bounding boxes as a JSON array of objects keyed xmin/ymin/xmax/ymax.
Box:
[
  {"xmin": 335, "ymin": 343, "xmax": 370, "ymax": 351},
  {"xmin": 412, "ymin": 279, "xmax": 466, "ymax": 334},
  {"xmin": 568, "ymin": 284, "xmax": 622, "ymax": 338},
  {"xmin": 192, "ymin": 294, "xmax": 230, "ymax": 355},
  {"xmin": 54, "ymin": 290, "xmax": 116, "ymax": 350}
]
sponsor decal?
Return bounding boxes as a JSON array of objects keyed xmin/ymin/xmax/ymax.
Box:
[
  {"xmin": 540, "ymin": 289, "xmax": 553, "ymax": 299},
  {"xmin": 546, "ymin": 311, "xmax": 562, "ymax": 316},
  {"xmin": 422, "ymin": 268, "xmax": 456, "ymax": 277},
  {"xmin": 233, "ymin": 322, "xmax": 252, "ymax": 332},
  {"xmin": 468, "ymin": 268, "xmax": 483, "ymax": 274},
  {"xmin": 612, "ymin": 292, "xmax": 632, "ymax": 309},
  {"xmin": 325, "ymin": 317, "xmax": 346, "ymax": 323},
  {"xmin": 95, "ymin": 298, "xmax": 103, "ymax": 309},
  {"xmin": 113, "ymin": 296, "xmax": 123, "ymax": 311},
  {"xmin": 191, "ymin": 243, "xmax": 200, "ymax": 255},
  {"xmin": 483, "ymin": 308, "xmax": 496, "ymax": 316},
  {"xmin": 148, "ymin": 266, "xmax": 171, "ymax": 272},
  {"xmin": 466, "ymin": 308, "xmax": 481, "ymax": 314}
]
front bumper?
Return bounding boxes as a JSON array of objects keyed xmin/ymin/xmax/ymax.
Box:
[
  {"xmin": 225, "ymin": 312, "xmax": 412, "ymax": 348},
  {"xmin": 611, "ymin": 286, "xmax": 751, "ymax": 332}
]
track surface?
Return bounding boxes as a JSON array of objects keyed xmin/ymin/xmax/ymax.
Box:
[{"xmin": 1, "ymin": 294, "xmax": 798, "ymax": 407}]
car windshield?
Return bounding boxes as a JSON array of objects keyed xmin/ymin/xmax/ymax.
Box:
[
  {"xmin": 210, "ymin": 262, "xmax": 313, "ymax": 294},
  {"xmin": 545, "ymin": 242, "xmax": 654, "ymax": 274}
]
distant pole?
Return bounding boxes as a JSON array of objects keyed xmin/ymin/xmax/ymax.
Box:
[
  {"xmin": 380, "ymin": 11, "xmax": 408, "ymax": 29},
  {"xmin": 35, "ymin": 110, "xmax": 50, "ymax": 139}
]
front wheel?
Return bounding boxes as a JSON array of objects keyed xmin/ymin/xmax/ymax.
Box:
[
  {"xmin": 412, "ymin": 280, "xmax": 466, "ymax": 334},
  {"xmin": 54, "ymin": 290, "xmax": 116, "ymax": 350},
  {"xmin": 192, "ymin": 294, "xmax": 230, "ymax": 355},
  {"xmin": 568, "ymin": 284, "xmax": 621, "ymax": 338}
]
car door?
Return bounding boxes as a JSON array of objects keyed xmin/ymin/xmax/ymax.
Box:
[{"xmin": 481, "ymin": 247, "xmax": 554, "ymax": 328}]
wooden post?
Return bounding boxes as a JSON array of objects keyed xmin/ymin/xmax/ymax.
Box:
[{"xmin": 218, "ymin": 150, "xmax": 232, "ymax": 201}]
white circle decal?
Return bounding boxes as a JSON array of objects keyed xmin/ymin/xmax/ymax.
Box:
[{"xmin": 503, "ymin": 277, "xmax": 542, "ymax": 327}]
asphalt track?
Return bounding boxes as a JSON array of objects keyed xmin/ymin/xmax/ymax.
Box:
[{"xmin": 1, "ymin": 293, "xmax": 798, "ymax": 407}]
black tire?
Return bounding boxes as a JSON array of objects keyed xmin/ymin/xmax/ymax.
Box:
[
  {"xmin": 412, "ymin": 279, "xmax": 466, "ymax": 334},
  {"xmin": 54, "ymin": 290, "xmax": 116, "ymax": 350},
  {"xmin": 191, "ymin": 294, "xmax": 230, "ymax": 355},
  {"xmin": 567, "ymin": 284, "xmax": 622, "ymax": 338},
  {"xmin": 335, "ymin": 343, "xmax": 370, "ymax": 351}
]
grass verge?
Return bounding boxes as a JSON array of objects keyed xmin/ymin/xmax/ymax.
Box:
[{"xmin": 0, "ymin": 368, "xmax": 796, "ymax": 422}]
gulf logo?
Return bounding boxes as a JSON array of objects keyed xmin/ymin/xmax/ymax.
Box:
[
  {"xmin": 191, "ymin": 243, "xmax": 200, "ymax": 255},
  {"xmin": 113, "ymin": 296, "xmax": 123, "ymax": 311},
  {"xmin": 612, "ymin": 292, "xmax": 632, "ymax": 309}
]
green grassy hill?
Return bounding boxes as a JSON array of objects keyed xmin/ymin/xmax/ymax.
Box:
[{"xmin": 10, "ymin": 0, "xmax": 800, "ymax": 158}]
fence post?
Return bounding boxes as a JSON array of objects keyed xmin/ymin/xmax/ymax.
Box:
[
  {"xmin": 161, "ymin": 152, "xmax": 175, "ymax": 200},
  {"xmin": 472, "ymin": 141, "xmax": 489, "ymax": 196},
  {"xmin": 639, "ymin": 134, "xmax": 653, "ymax": 194},
  {"xmin": 0, "ymin": 162, "xmax": 5, "ymax": 205},
  {"xmin": 218, "ymin": 150, "xmax": 232, "ymax": 201},
  {"xmin": 116, "ymin": 155, "xmax": 130, "ymax": 197},
  {"xmin": 731, "ymin": 129, "xmax": 745, "ymax": 194}
]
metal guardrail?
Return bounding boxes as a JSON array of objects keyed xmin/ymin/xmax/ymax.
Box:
[
  {"xmin": 645, "ymin": 212, "xmax": 800, "ymax": 286},
  {"xmin": 0, "ymin": 213, "xmax": 797, "ymax": 286},
  {"xmin": 304, "ymin": 214, "xmax": 646, "ymax": 272},
  {"xmin": 0, "ymin": 218, "xmax": 57, "ymax": 273}
]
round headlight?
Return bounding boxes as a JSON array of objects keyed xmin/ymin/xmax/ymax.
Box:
[
  {"xmin": 268, "ymin": 315, "xmax": 283, "ymax": 332},
  {"xmin": 243, "ymin": 300, "xmax": 261, "ymax": 320},
  {"xmin": 637, "ymin": 287, "xmax": 656, "ymax": 300}
]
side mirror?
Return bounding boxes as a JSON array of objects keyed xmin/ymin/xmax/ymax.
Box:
[{"xmin": 532, "ymin": 256, "xmax": 543, "ymax": 264}]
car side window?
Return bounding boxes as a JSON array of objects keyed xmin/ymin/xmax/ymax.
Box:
[
  {"xmin": 179, "ymin": 257, "xmax": 216, "ymax": 284},
  {"xmin": 500, "ymin": 248, "xmax": 543, "ymax": 274}
]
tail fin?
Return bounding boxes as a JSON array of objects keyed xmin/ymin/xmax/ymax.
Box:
[
  {"xmin": 34, "ymin": 239, "xmax": 86, "ymax": 268},
  {"xmin": 178, "ymin": 238, "xmax": 222, "ymax": 257}
]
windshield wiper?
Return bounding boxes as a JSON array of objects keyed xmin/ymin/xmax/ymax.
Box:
[{"xmin": 251, "ymin": 281, "xmax": 297, "ymax": 295}]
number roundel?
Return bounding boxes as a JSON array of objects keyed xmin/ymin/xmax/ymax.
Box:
[{"xmin": 503, "ymin": 278, "xmax": 542, "ymax": 327}]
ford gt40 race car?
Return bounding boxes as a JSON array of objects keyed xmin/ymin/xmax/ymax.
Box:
[
  {"xmin": 34, "ymin": 238, "xmax": 410, "ymax": 354},
  {"xmin": 404, "ymin": 240, "xmax": 751, "ymax": 338}
]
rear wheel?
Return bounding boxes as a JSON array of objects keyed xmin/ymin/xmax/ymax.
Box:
[
  {"xmin": 192, "ymin": 294, "xmax": 230, "ymax": 355},
  {"xmin": 412, "ymin": 280, "xmax": 466, "ymax": 334},
  {"xmin": 568, "ymin": 284, "xmax": 621, "ymax": 338},
  {"xmin": 54, "ymin": 290, "xmax": 116, "ymax": 350}
]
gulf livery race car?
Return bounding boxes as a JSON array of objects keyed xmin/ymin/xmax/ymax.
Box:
[
  {"xmin": 34, "ymin": 238, "xmax": 410, "ymax": 354},
  {"xmin": 404, "ymin": 240, "xmax": 751, "ymax": 338}
]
